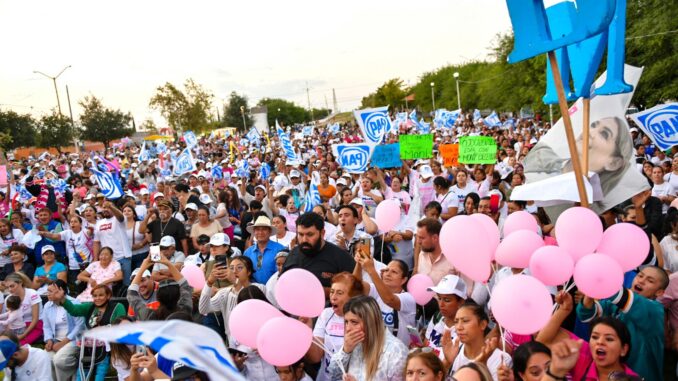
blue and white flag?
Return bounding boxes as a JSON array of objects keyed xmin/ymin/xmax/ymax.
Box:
[
  {"xmin": 184, "ymin": 131, "xmax": 198, "ymax": 148},
  {"xmin": 444, "ymin": 109, "xmax": 461, "ymax": 128},
  {"xmin": 354, "ymin": 106, "xmax": 391, "ymax": 145},
  {"xmin": 409, "ymin": 109, "xmax": 418, "ymax": 122},
  {"xmin": 90, "ymin": 168, "xmax": 124, "ymax": 199},
  {"xmin": 303, "ymin": 172, "xmax": 322, "ymax": 213},
  {"xmin": 483, "ymin": 111, "xmax": 501, "ymax": 128},
  {"xmin": 418, "ymin": 120, "xmax": 431, "ymax": 134},
  {"xmin": 211, "ymin": 165, "xmax": 223, "ymax": 180},
  {"xmin": 302, "ymin": 126, "xmax": 314, "ymax": 136},
  {"xmin": 276, "ymin": 120, "xmax": 298, "ymax": 163},
  {"xmin": 629, "ymin": 103, "xmax": 678, "ymax": 151},
  {"xmin": 246, "ymin": 127, "xmax": 261, "ymax": 145},
  {"xmin": 85, "ymin": 320, "xmax": 245, "ymax": 381},
  {"xmin": 235, "ymin": 160, "xmax": 249, "ymax": 178},
  {"xmin": 473, "ymin": 109, "xmax": 482, "ymax": 122},
  {"xmin": 331, "ymin": 143, "xmax": 374, "ymax": 174},
  {"xmin": 139, "ymin": 141, "xmax": 151, "ymax": 162},
  {"xmin": 172, "ymin": 147, "xmax": 197, "ymax": 177},
  {"xmin": 329, "ymin": 123, "xmax": 341, "ymax": 134},
  {"xmin": 15, "ymin": 185, "xmax": 34, "ymax": 202},
  {"xmin": 47, "ymin": 178, "xmax": 69, "ymax": 193},
  {"xmin": 156, "ymin": 141, "xmax": 167, "ymax": 154},
  {"xmin": 259, "ymin": 162, "xmax": 271, "ymax": 181},
  {"xmin": 502, "ymin": 118, "xmax": 516, "ymax": 130}
]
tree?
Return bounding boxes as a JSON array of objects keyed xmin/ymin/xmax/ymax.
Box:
[
  {"xmin": 139, "ymin": 119, "xmax": 158, "ymax": 134},
  {"xmin": 149, "ymin": 79, "xmax": 215, "ymax": 134},
  {"xmin": 36, "ymin": 112, "xmax": 75, "ymax": 153},
  {"xmin": 0, "ymin": 110, "xmax": 36, "ymax": 151},
  {"xmin": 361, "ymin": 78, "xmax": 408, "ymax": 110},
  {"xmin": 257, "ymin": 98, "xmax": 308, "ymax": 126},
  {"xmin": 79, "ymin": 96, "xmax": 134, "ymax": 150},
  {"xmin": 223, "ymin": 91, "xmax": 254, "ymax": 130}
]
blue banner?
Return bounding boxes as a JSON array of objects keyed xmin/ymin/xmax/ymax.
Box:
[
  {"xmin": 483, "ymin": 111, "xmax": 501, "ymax": 127},
  {"xmin": 354, "ymin": 106, "xmax": 391, "ymax": 145},
  {"xmin": 156, "ymin": 141, "xmax": 167, "ymax": 154},
  {"xmin": 332, "ymin": 143, "xmax": 374, "ymax": 173},
  {"xmin": 276, "ymin": 120, "xmax": 298, "ymax": 163},
  {"xmin": 371, "ymin": 143, "xmax": 402, "ymax": 169},
  {"xmin": 246, "ymin": 127, "xmax": 261, "ymax": 145},
  {"xmin": 329, "ymin": 123, "xmax": 340, "ymax": 134},
  {"xmin": 139, "ymin": 141, "xmax": 150, "ymax": 162},
  {"xmin": 184, "ymin": 131, "xmax": 198, "ymax": 148},
  {"xmin": 473, "ymin": 109, "xmax": 481, "ymax": 122},
  {"xmin": 172, "ymin": 147, "xmax": 197, "ymax": 176},
  {"xmin": 211, "ymin": 165, "xmax": 223, "ymax": 180},
  {"xmin": 409, "ymin": 109, "xmax": 417, "ymax": 122},
  {"xmin": 629, "ymin": 103, "xmax": 678, "ymax": 151},
  {"xmin": 90, "ymin": 168, "xmax": 124, "ymax": 199},
  {"xmin": 259, "ymin": 162, "xmax": 271, "ymax": 180},
  {"xmin": 302, "ymin": 126, "xmax": 314, "ymax": 136},
  {"xmin": 302, "ymin": 173, "xmax": 322, "ymax": 213}
]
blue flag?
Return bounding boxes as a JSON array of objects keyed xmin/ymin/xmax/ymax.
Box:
[
  {"xmin": 483, "ymin": 111, "xmax": 501, "ymax": 127},
  {"xmin": 276, "ymin": 120, "xmax": 298, "ymax": 163},
  {"xmin": 246, "ymin": 127, "xmax": 261, "ymax": 145},
  {"xmin": 172, "ymin": 147, "xmax": 197, "ymax": 176},
  {"xmin": 15, "ymin": 185, "xmax": 34, "ymax": 202},
  {"xmin": 629, "ymin": 103, "xmax": 678, "ymax": 151},
  {"xmin": 329, "ymin": 123, "xmax": 340, "ymax": 134},
  {"xmin": 332, "ymin": 143, "xmax": 374, "ymax": 174},
  {"xmin": 354, "ymin": 106, "xmax": 391, "ymax": 145},
  {"xmin": 260, "ymin": 163, "xmax": 271, "ymax": 180},
  {"xmin": 139, "ymin": 141, "xmax": 150, "ymax": 162},
  {"xmin": 211, "ymin": 165, "xmax": 223, "ymax": 180},
  {"xmin": 473, "ymin": 109, "xmax": 481, "ymax": 122},
  {"xmin": 90, "ymin": 168, "xmax": 124, "ymax": 199},
  {"xmin": 156, "ymin": 141, "xmax": 167, "ymax": 154},
  {"xmin": 302, "ymin": 173, "xmax": 322, "ymax": 213},
  {"xmin": 418, "ymin": 121, "xmax": 431, "ymax": 134},
  {"xmin": 409, "ymin": 109, "xmax": 418, "ymax": 122},
  {"xmin": 184, "ymin": 131, "xmax": 198, "ymax": 148},
  {"xmin": 302, "ymin": 126, "xmax": 314, "ymax": 136}
]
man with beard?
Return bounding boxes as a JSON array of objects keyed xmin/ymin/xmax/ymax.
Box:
[
  {"xmin": 0, "ymin": 331, "xmax": 52, "ymax": 380},
  {"xmin": 139, "ymin": 200, "xmax": 189, "ymax": 256},
  {"xmin": 93, "ymin": 201, "xmax": 133, "ymax": 285},
  {"xmin": 414, "ymin": 217, "xmax": 454, "ymax": 286},
  {"xmin": 282, "ymin": 212, "xmax": 355, "ymax": 296}
]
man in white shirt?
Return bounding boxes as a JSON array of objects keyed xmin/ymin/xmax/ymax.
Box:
[
  {"xmin": 1, "ymin": 333, "xmax": 53, "ymax": 381},
  {"xmin": 93, "ymin": 201, "xmax": 132, "ymax": 286}
]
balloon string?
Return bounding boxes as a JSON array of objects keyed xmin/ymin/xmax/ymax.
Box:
[
  {"xmin": 564, "ymin": 282, "xmax": 576, "ymax": 294},
  {"xmin": 484, "ymin": 282, "xmax": 507, "ymax": 355},
  {"xmin": 311, "ymin": 338, "xmax": 346, "ymax": 376},
  {"xmin": 380, "ymin": 232, "xmax": 385, "ymax": 263}
]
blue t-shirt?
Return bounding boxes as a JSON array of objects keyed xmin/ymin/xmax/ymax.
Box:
[{"xmin": 35, "ymin": 262, "xmax": 67, "ymax": 280}]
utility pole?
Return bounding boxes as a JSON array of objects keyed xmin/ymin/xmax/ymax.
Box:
[
  {"xmin": 324, "ymin": 95, "xmax": 329, "ymax": 112},
  {"xmin": 306, "ymin": 81, "xmax": 314, "ymax": 122},
  {"xmin": 332, "ymin": 88, "xmax": 338, "ymax": 113},
  {"xmin": 33, "ymin": 65, "xmax": 71, "ymax": 115},
  {"xmin": 65, "ymin": 85, "xmax": 79, "ymax": 153}
]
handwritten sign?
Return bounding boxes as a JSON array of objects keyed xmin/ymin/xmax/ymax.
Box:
[
  {"xmin": 0, "ymin": 165, "xmax": 7, "ymax": 186},
  {"xmin": 439, "ymin": 144, "xmax": 459, "ymax": 167},
  {"xmin": 459, "ymin": 136, "xmax": 497, "ymax": 164},
  {"xmin": 399, "ymin": 134, "xmax": 433, "ymax": 160},
  {"xmin": 371, "ymin": 143, "xmax": 402, "ymax": 169}
]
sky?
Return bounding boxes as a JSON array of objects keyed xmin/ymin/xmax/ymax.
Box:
[{"xmin": 0, "ymin": 0, "xmax": 513, "ymax": 127}]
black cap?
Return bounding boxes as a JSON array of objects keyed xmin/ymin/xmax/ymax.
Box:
[{"xmin": 171, "ymin": 362, "xmax": 199, "ymax": 380}]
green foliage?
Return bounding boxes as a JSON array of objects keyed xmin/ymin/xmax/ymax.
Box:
[
  {"xmin": 223, "ymin": 91, "xmax": 254, "ymax": 130},
  {"xmin": 79, "ymin": 96, "xmax": 134, "ymax": 149},
  {"xmin": 36, "ymin": 112, "xmax": 75, "ymax": 153},
  {"xmin": 139, "ymin": 119, "xmax": 158, "ymax": 134},
  {"xmin": 257, "ymin": 98, "xmax": 308, "ymax": 126},
  {"xmin": 366, "ymin": 0, "xmax": 676, "ymax": 116},
  {"xmin": 149, "ymin": 79, "xmax": 215, "ymax": 134},
  {"xmin": 361, "ymin": 78, "xmax": 408, "ymax": 110},
  {"xmin": 0, "ymin": 110, "xmax": 36, "ymax": 151}
]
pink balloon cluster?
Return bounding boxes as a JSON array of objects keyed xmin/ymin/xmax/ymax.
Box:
[
  {"xmin": 491, "ymin": 275, "xmax": 553, "ymax": 335},
  {"xmin": 439, "ymin": 216, "xmax": 494, "ymax": 282}
]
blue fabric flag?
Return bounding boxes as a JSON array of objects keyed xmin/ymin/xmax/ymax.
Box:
[
  {"xmin": 483, "ymin": 111, "xmax": 501, "ymax": 127},
  {"xmin": 90, "ymin": 168, "xmax": 124, "ymax": 199},
  {"xmin": 184, "ymin": 131, "xmax": 198, "ymax": 148},
  {"xmin": 276, "ymin": 120, "xmax": 298, "ymax": 163},
  {"xmin": 473, "ymin": 109, "xmax": 482, "ymax": 122},
  {"xmin": 172, "ymin": 148, "xmax": 197, "ymax": 177},
  {"xmin": 211, "ymin": 166, "xmax": 223, "ymax": 180},
  {"xmin": 259, "ymin": 163, "xmax": 271, "ymax": 180},
  {"xmin": 303, "ymin": 173, "xmax": 322, "ymax": 213}
]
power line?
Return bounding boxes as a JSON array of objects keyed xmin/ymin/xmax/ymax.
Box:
[{"xmin": 626, "ymin": 29, "xmax": 678, "ymax": 40}]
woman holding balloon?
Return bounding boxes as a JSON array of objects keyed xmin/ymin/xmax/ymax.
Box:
[
  {"xmin": 304, "ymin": 272, "xmax": 363, "ymax": 381},
  {"xmin": 352, "ymin": 251, "xmax": 417, "ymax": 346}
]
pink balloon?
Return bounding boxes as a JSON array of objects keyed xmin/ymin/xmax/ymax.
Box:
[
  {"xmin": 257, "ymin": 316, "xmax": 313, "ymax": 366},
  {"xmin": 490, "ymin": 275, "xmax": 553, "ymax": 335},
  {"xmin": 596, "ymin": 223, "xmax": 650, "ymax": 272},
  {"xmin": 229, "ymin": 299, "xmax": 283, "ymax": 348},
  {"xmin": 495, "ymin": 229, "xmax": 544, "ymax": 269},
  {"xmin": 555, "ymin": 207, "xmax": 603, "ymax": 262},
  {"xmin": 275, "ymin": 269, "xmax": 325, "ymax": 317},
  {"xmin": 440, "ymin": 216, "xmax": 492, "ymax": 282},
  {"xmin": 503, "ymin": 211, "xmax": 539, "ymax": 237},
  {"xmin": 529, "ymin": 246, "xmax": 574, "ymax": 286},
  {"xmin": 407, "ymin": 274, "xmax": 435, "ymax": 305},
  {"xmin": 573, "ymin": 254, "xmax": 624, "ymax": 299},
  {"xmin": 375, "ymin": 199, "xmax": 401, "ymax": 232},
  {"xmin": 469, "ymin": 213, "xmax": 500, "ymax": 256},
  {"xmin": 180, "ymin": 264, "xmax": 206, "ymax": 290}
]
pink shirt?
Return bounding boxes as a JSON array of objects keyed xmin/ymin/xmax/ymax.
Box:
[
  {"xmin": 659, "ymin": 272, "xmax": 678, "ymax": 331},
  {"xmin": 417, "ymin": 251, "xmax": 454, "ymax": 285},
  {"xmin": 567, "ymin": 331, "xmax": 638, "ymax": 381},
  {"xmin": 77, "ymin": 260, "xmax": 121, "ymax": 302}
]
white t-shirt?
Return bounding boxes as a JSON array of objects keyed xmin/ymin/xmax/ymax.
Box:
[
  {"xmin": 664, "ymin": 172, "xmax": 678, "ymax": 190},
  {"xmin": 313, "ymin": 308, "xmax": 345, "ymax": 381},
  {"xmin": 368, "ymin": 287, "xmax": 416, "ymax": 346},
  {"xmin": 389, "ymin": 219, "xmax": 415, "ymax": 269},
  {"xmin": 270, "ymin": 231, "xmax": 295, "ymax": 249},
  {"xmin": 3, "ymin": 346, "xmax": 52, "ymax": 381},
  {"xmin": 660, "ymin": 235, "xmax": 678, "ymax": 273},
  {"xmin": 385, "ymin": 189, "xmax": 411, "ymax": 210},
  {"xmin": 94, "ymin": 217, "xmax": 132, "ymax": 260},
  {"xmin": 425, "ymin": 316, "xmax": 458, "ymax": 361},
  {"xmin": 450, "ymin": 183, "xmax": 475, "ymax": 213},
  {"xmin": 436, "ymin": 190, "xmax": 458, "ymax": 216},
  {"xmin": 452, "ymin": 347, "xmax": 512, "ymax": 381},
  {"xmin": 19, "ymin": 289, "xmax": 42, "ymax": 323},
  {"xmin": 126, "ymin": 221, "xmax": 148, "ymax": 256},
  {"xmin": 215, "ymin": 203, "xmax": 232, "ymax": 229},
  {"xmin": 652, "ymin": 181, "xmax": 676, "ymax": 213},
  {"xmin": 60, "ymin": 230, "xmax": 92, "ymax": 270},
  {"xmin": 358, "ymin": 188, "xmax": 383, "ymax": 218}
]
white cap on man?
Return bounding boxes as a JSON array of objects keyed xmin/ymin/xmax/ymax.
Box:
[
  {"xmin": 427, "ymin": 275, "xmax": 468, "ymax": 299},
  {"xmin": 159, "ymin": 236, "xmax": 176, "ymax": 247}
]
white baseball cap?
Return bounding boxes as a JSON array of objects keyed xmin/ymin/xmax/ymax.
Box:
[
  {"xmin": 199, "ymin": 194, "xmax": 212, "ymax": 204},
  {"xmin": 41, "ymin": 245, "xmax": 56, "ymax": 255},
  {"xmin": 290, "ymin": 170, "xmax": 301, "ymax": 178},
  {"xmin": 349, "ymin": 198, "xmax": 364, "ymax": 207},
  {"xmin": 159, "ymin": 236, "xmax": 176, "ymax": 247},
  {"xmin": 84, "ymin": 194, "xmax": 95, "ymax": 201},
  {"xmin": 139, "ymin": 188, "xmax": 149, "ymax": 196},
  {"xmin": 337, "ymin": 178, "xmax": 348, "ymax": 186},
  {"xmin": 130, "ymin": 268, "xmax": 151, "ymax": 280},
  {"xmin": 209, "ymin": 233, "xmax": 230, "ymax": 246},
  {"xmin": 154, "ymin": 192, "xmax": 165, "ymax": 199},
  {"xmin": 419, "ymin": 165, "xmax": 434, "ymax": 179},
  {"xmin": 185, "ymin": 202, "xmax": 198, "ymax": 211},
  {"xmin": 427, "ymin": 275, "xmax": 468, "ymax": 299}
]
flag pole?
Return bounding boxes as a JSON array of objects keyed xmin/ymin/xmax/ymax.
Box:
[
  {"xmin": 547, "ymin": 51, "xmax": 589, "ymax": 207},
  {"xmin": 581, "ymin": 98, "xmax": 591, "ymax": 176}
]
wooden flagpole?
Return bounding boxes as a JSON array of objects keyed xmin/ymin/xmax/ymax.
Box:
[
  {"xmin": 581, "ymin": 98, "xmax": 591, "ymax": 176},
  {"xmin": 547, "ymin": 52, "xmax": 589, "ymax": 207}
]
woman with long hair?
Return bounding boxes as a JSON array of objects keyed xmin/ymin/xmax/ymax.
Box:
[
  {"xmin": 123, "ymin": 205, "xmax": 148, "ymax": 271},
  {"xmin": 215, "ymin": 190, "xmax": 234, "ymax": 240},
  {"xmin": 353, "ymin": 255, "xmax": 416, "ymax": 346},
  {"xmin": 328, "ymin": 295, "xmax": 408, "ymax": 381},
  {"xmin": 434, "ymin": 177, "xmax": 457, "ymax": 221},
  {"xmin": 450, "ymin": 169, "xmax": 475, "ymax": 215},
  {"xmin": 459, "ymin": 193, "xmax": 480, "ymax": 216},
  {"xmin": 226, "ymin": 187, "xmax": 244, "ymax": 237},
  {"xmin": 4, "ymin": 272, "xmax": 43, "ymax": 345},
  {"xmin": 270, "ymin": 215, "xmax": 295, "ymax": 248},
  {"xmin": 305, "ymin": 272, "xmax": 364, "ymax": 381},
  {"xmin": 509, "ymin": 341, "xmax": 552, "ymax": 381}
]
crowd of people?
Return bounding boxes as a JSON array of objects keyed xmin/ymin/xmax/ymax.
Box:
[{"xmin": 0, "ymin": 110, "xmax": 674, "ymax": 381}]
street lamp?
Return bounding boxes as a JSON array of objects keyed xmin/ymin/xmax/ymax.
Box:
[
  {"xmin": 453, "ymin": 72, "xmax": 461, "ymax": 110},
  {"xmin": 240, "ymin": 105, "xmax": 247, "ymax": 130},
  {"xmin": 33, "ymin": 65, "xmax": 71, "ymax": 115},
  {"xmin": 430, "ymin": 82, "xmax": 436, "ymax": 111}
]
